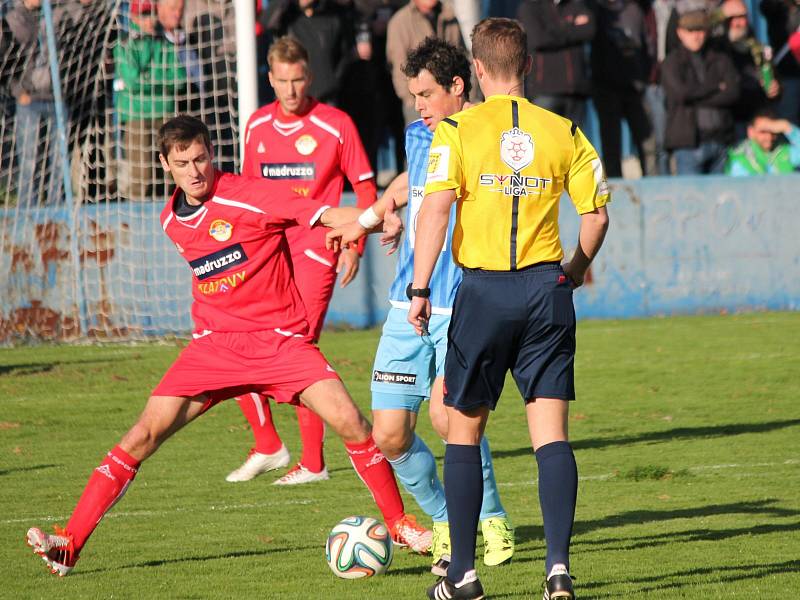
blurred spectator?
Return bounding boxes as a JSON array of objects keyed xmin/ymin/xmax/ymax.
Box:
[
  {"xmin": 114, "ymin": 0, "xmax": 188, "ymax": 200},
  {"xmin": 590, "ymin": 0, "xmax": 654, "ymax": 177},
  {"xmin": 665, "ymin": 0, "xmax": 719, "ymax": 56},
  {"xmin": 186, "ymin": 0, "xmax": 238, "ymax": 173},
  {"xmin": 453, "ymin": 0, "xmax": 481, "ymax": 51},
  {"xmin": 350, "ymin": 0, "xmax": 407, "ymax": 176},
  {"xmin": 261, "ymin": 0, "xmax": 354, "ymax": 105},
  {"xmin": 713, "ymin": 0, "xmax": 780, "ymax": 139},
  {"xmin": 644, "ymin": 0, "xmax": 676, "ymax": 175},
  {"xmin": 760, "ymin": 0, "xmax": 800, "ymax": 123},
  {"xmin": 662, "ymin": 10, "xmax": 740, "ymax": 174},
  {"xmin": 338, "ymin": 22, "xmax": 387, "ymax": 171},
  {"xmin": 386, "ymin": 0, "xmax": 465, "ymax": 125},
  {"xmin": 725, "ymin": 110, "xmax": 800, "ymax": 174},
  {"xmin": 6, "ymin": 0, "xmax": 79, "ymax": 205},
  {"xmin": 517, "ymin": 0, "xmax": 595, "ymax": 130}
]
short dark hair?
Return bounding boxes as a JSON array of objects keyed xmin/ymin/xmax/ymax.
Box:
[
  {"xmin": 471, "ymin": 18, "xmax": 527, "ymax": 79},
  {"xmin": 158, "ymin": 115, "xmax": 212, "ymax": 158},
  {"xmin": 402, "ymin": 37, "xmax": 472, "ymax": 99},
  {"xmin": 749, "ymin": 107, "xmax": 778, "ymax": 126}
]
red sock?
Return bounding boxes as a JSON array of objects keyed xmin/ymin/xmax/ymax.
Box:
[
  {"xmin": 345, "ymin": 436, "xmax": 405, "ymax": 529},
  {"xmin": 236, "ymin": 393, "xmax": 283, "ymax": 455},
  {"xmin": 65, "ymin": 445, "xmax": 140, "ymax": 551},
  {"xmin": 296, "ymin": 404, "xmax": 325, "ymax": 472}
]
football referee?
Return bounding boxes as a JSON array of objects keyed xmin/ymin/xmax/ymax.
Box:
[{"xmin": 408, "ymin": 18, "xmax": 610, "ymax": 600}]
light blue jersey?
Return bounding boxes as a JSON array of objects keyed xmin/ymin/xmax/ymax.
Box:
[{"xmin": 387, "ymin": 120, "xmax": 461, "ymax": 314}]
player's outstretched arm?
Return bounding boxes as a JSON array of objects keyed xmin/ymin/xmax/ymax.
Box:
[
  {"xmin": 325, "ymin": 171, "xmax": 410, "ymax": 252},
  {"xmin": 320, "ymin": 206, "xmax": 363, "ymax": 229},
  {"xmin": 563, "ymin": 205, "xmax": 609, "ymax": 288}
]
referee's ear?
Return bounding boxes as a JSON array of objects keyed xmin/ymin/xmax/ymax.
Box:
[{"xmin": 523, "ymin": 54, "xmax": 532, "ymax": 77}]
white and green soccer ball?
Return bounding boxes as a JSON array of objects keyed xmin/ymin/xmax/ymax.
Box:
[{"xmin": 325, "ymin": 515, "xmax": 393, "ymax": 579}]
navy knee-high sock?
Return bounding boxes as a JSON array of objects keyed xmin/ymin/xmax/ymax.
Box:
[
  {"xmin": 535, "ymin": 440, "xmax": 578, "ymax": 575},
  {"xmin": 444, "ymin": 443, "xmax": 483, "ymax": 583}
]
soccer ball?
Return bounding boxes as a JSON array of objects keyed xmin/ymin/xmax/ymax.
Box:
[{"xmin": 325, "ymin": 515, "xmax": 393, "ymax": 579}]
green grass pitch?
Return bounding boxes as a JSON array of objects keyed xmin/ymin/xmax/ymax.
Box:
[{"xmin": 1, "ymin": 312, "xmax": 799, "ymax": 599}]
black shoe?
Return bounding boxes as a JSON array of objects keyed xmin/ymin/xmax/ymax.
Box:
[
  {"xmin": 543, "ymin": 571, "xmax": 575, "ymax": 600},
  {"xmin": 431, "ymin": 556, "xmax": 450, "ymax": 577},
  {"xmin": 427, "ymin": 573, "xmax": 485, "ymax": 600}
]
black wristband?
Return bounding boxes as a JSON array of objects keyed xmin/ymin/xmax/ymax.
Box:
[{"xmin": 406, "ymin": 283, "xmax": 431, "ymax": 299}]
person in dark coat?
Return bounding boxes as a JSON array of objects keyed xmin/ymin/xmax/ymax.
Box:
[
  {"xmin": 662, "ymin": 10, "xmax": 740, "ymax": 173},
  {"xmin": 590, "ymin": 0, "xmax": 654, "ymax": 177},
  {"xmin": 517, "ymin": 0, "xmax": 596, "ymax": 129},
  {"xmin": 261, "ymin": 0, "xmax": 355, "ymax": 105}
]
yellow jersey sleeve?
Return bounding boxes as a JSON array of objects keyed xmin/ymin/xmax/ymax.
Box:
[
  {"xmin": 424, "ymin": 119, "xmax": 463, "ymax": 195},
  {"xmin": 565, "ymin": 126, "xmax": 611, "ymax": 214}
]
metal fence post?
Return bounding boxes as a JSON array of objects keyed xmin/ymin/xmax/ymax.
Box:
[{"xmin": 42, "ymin": 0, "xmax": 89, "ymax": 336}]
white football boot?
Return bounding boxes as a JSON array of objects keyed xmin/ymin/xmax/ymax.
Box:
[{"xmin": 225, "ymin": 445, "xmax": 290, "ymax": 482}]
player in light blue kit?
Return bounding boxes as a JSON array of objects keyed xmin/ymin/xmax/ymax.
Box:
[{"xmin": 327, "ymin": 38, "xmax": 515, "ymax": 575}]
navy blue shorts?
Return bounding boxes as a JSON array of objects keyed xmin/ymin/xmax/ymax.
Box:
[{"xmin": 443, "ymin": 262, "xmax": 576, "ymax": 411}]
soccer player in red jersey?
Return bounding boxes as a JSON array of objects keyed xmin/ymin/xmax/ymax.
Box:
[
  {"xmin": 227, "ymin": 36, "xmax": 379, "ymax": 486},
  {"xmin": 25, "ymin": 116, "xmax": 431, "ymax": 577}
]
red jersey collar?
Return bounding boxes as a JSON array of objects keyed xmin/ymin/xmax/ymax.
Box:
[
  {"xmin": 273, "ymin": 97, "xmax": 319, "ymax": 121},
  {"xmin": 166, "ymin": 168, "xmax": 224, "ymax": 214}
]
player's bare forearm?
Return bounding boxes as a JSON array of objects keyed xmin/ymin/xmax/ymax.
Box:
[
  {"xmin": 564, "ymin": 206, "xmax": 609, "ymax": 287},
  {"xmin": 412, "ymin": 189, "xmax": 455, "ymax": 288},
  {"xmin": 319, "ymin": 206, "xmax": 362, "ymax": 229},
  {"xmin": 373, "ymin": 171, "xmax": 409, "ymax": 217},
  {"xmin": 325, "ymin": 174, "xmax": 410, "ymax": 253}
]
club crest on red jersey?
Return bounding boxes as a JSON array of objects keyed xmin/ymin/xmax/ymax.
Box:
[
  {"xmin": 209, "ymin": 219, "xmax": 233, "ymax": 242},
  {"xmin": 500, "ymin": 127, "xmax": 534, "ymax": 173},
  {"xmin": 295, "ymin": 134, "xmax": 317, "ymax": 156}
]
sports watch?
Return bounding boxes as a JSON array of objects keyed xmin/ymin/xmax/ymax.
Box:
[{"xmin": 405, "ymin": 283, "xmax": 431, "ymax": 300}]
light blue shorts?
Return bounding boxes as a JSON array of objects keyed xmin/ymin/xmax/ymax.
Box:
[{"xmin": 371, "ymin": 307, "xmax": 450, "ymax": 412}]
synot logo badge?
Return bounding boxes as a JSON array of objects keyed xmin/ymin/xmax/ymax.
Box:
[{"xmin": 500, "ymin": 127, "xmax": 534, "ymax": 172}]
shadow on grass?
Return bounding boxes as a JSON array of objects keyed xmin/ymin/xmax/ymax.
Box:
[
  {"xmin": 0, "ymin": 356, "xmax": 135, "ymax": 377},
  {"xmin": 510, "ymin": 523, "xmax": 545, "ymax": 547},
  {"xmin": 514, "ymin": 499, "xmax": 796, "ymax": 548},
  {"xmin": 490, "ymin": 418, "xmax": 800, "ymax": 459},
  {"xmin": 574, "ymin": 499, "xmax": 798, "ymax": 536},
  {"xmin": 581, "ymin": 559, "xmax": 800, "ymax": 595},
  {"xmin": 77, "ymin": 545, "xmax": 314, "ymax": 575},
  {"xmin": 0, "ymin": 463, "xmax": 60, "ymax": 477},
  {"xmin": 386, "ymin": 564, "xmax": 436, "ymax": 577},
  {"xmin": 0, "ymin": 362, "xmax": 57, "ymax": 376},
  {"xmin": 577, "ymin": 520, "xmax": 800, "ymax": 554}
]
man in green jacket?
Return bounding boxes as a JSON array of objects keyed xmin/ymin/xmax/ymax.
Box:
[
  {"xmin": 114, "ymin": 0, "xmax": 188, "ymax": 199},
  {"xmin": 726, "ymin": 110, "xmax": 800, "ymax": 176}
]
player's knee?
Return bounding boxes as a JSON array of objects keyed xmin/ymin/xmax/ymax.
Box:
[
  {"xmin": 372, "ymin": 424, "xmax": 412, "ymax": 459},
  {"xmin": 328, "ymin": 402, "xmax": 371, "ymax": 443},
  {"xmin": 120, "ymin": 415, "xmax": 167, "ymax": 460},
  {"xmin": 428, "ymin": 407, "xmax": 448, "ymax": 440}
]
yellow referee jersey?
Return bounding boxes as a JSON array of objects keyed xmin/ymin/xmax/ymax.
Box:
[{"xmin": 424, "ymin": 94, "xmax": 610, "ymax": 271}]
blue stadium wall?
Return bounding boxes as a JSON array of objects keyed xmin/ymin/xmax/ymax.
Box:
[
  {"xmin": 1, "ymin": 175, "xmax": 798, "ymax": 340},
  {"xmin": 329, "ymin": 175, "xmax": 800, "ymax": 326}
]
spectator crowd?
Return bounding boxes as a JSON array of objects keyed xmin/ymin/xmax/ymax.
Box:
[{"xmin": 3, "ymin": 0, "xmax": 800, "ymax": 206}]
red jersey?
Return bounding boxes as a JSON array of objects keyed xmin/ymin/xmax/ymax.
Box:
[
  {"xmin": 242, "ymin": 99, "xmax": 374, "ymax": 265},
  {"xmin": 160, "ymin": 171, "xmax": 329, "ymax": 334}
]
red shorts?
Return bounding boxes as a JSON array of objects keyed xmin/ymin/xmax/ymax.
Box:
[
  {"xmin": 152, "ymin": 330, "xmax": 340, "ymax": 407},
  {"xmin": 291, "ymin": 250, "xmax": 338, "ymax": 342}
]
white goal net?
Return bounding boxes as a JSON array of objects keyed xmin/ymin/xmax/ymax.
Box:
[{"xmin": 0, "ymin": 0, "xmax": 240, "ymax": 342}]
